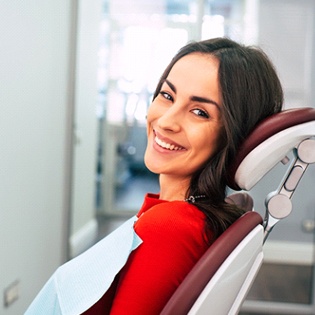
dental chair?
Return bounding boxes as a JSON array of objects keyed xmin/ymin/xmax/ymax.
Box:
[{"xmin": 161, "ymin": 107, "xmax": 315, "ymax": 315}]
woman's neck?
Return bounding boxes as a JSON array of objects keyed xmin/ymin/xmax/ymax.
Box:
[{"xmin": 158, "ymin": 174, "xmax": 190, "ymax": 201}]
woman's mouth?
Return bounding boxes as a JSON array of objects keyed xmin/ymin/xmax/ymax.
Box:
[{"xmin": 154, "ymin": 135, "xmax": 185, "ymax": 151}]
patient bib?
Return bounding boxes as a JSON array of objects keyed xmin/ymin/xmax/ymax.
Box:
[{"xmin": 25, "ymin": 215, "xmax": 142, "ymax": 315}]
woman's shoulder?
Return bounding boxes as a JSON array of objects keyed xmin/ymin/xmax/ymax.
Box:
[{"xmin": 135, "ymin": 198, "xmax": 206, "ymax": 238}]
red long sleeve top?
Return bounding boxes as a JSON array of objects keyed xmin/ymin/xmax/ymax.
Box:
[{"xmin": 83, "ymin": 193, "xmax": 210, "ymax": 314}]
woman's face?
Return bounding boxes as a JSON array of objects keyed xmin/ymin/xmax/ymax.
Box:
[{"xmin": 144, "ymin": 53, "xmax": 223, "ymax": 182}]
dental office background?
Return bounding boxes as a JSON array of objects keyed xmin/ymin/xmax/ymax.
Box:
[{"xmin": 1, "ymin": 0, "xmax": 315, "ymax": 314}]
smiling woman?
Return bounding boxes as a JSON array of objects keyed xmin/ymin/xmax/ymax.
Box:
[
  {"xmin": 145, "ymin": 53, "xmax": 223, "ymax": 201},
  {"xmin": 25, "ymin": 37, "xmax": 283, "ymax": 315},
  {"xmin": 151, "ymin": 38, "xmax": 283, "ymax": 244}
]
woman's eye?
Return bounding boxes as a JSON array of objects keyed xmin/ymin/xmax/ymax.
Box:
[
  {"xmin": 191, "ymin": 108, "xmax": 209, "ymax": 118},
  {"xmin": 159, "ymin": 91, "xmax": 173, "ymax": 101}
]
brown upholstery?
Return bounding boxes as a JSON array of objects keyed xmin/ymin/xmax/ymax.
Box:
[
  {"xmin": 160, "ymin": 210, "xmax": 263, "ymax": 315},
  {"xmin": 225, "ymin": 192, "xmax": 254, "ymax": 213}
]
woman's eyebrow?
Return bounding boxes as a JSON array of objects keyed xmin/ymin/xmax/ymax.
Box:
[
  {"xmin": 191, "ymin": 96, "xmax": 220, "ymax": 109},
  {"xmin": 164, "ymin": 79, "xmax": 176, "ymax": 93},
  {"xmin": 164, "ymin": 79, "xmax": 220, "ymax": 109}
]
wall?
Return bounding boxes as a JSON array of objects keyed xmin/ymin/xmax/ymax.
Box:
[
  {"xmin": 0, "ymin": 1, "xmax": 75, "ymax": 313},
  {"xmin": 70, "ymin": 0, "xmax": 103, "ymax": 258}
]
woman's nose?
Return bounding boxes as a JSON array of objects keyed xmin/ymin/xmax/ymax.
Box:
[{"xmin": 157, "ymin": 103, "xmax": 182, "ymax": 132}]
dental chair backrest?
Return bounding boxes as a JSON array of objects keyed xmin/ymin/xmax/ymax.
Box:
[{"xmin": 161, "ymin": 107, "xmax": 315, "ymax": 315}]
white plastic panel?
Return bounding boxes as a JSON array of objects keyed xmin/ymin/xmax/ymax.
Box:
[
  {"xmin": 188, "ymin": 225, "xmax": 264, "ymax": 315},
  {"xmin": 235, "ymin": 121, "xmax": 315, "ymax": 190}
]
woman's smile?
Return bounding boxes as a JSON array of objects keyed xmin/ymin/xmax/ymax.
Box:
[{"xmin": 154, "ymin": 131, "xmax": 186, "ymax": 152}]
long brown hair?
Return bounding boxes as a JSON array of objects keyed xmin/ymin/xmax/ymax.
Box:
[{"xmin": 153, "ymin": 38, "xmax": 283, "ymax": 242}]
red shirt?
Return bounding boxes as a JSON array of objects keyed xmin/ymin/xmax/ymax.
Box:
[{"xmin": 83, "ymin": 193, "xmax": 210, "ymax": 314}]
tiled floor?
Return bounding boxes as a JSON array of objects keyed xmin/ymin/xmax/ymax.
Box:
[
  {"xmin": 246, "ymin": 263, "xmax": 312, "ymax": 305},
  {"xmin": 239, "ymin": 263, "xmax": 313, "ymax": 315}
]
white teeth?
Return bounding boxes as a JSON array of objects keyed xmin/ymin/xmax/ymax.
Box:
[{"xmin": 155, "ymin": 136, "xmax": 183, "ymax": 151}]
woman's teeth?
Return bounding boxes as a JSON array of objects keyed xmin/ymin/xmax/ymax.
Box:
[{"xmin": 155, "ymin": 136, "xmax": 184, "ymax": 151}]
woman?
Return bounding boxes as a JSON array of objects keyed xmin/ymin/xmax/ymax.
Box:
[{"xmin": 26, "ymin": 37, "xmax": 283, "ymax": 315}]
